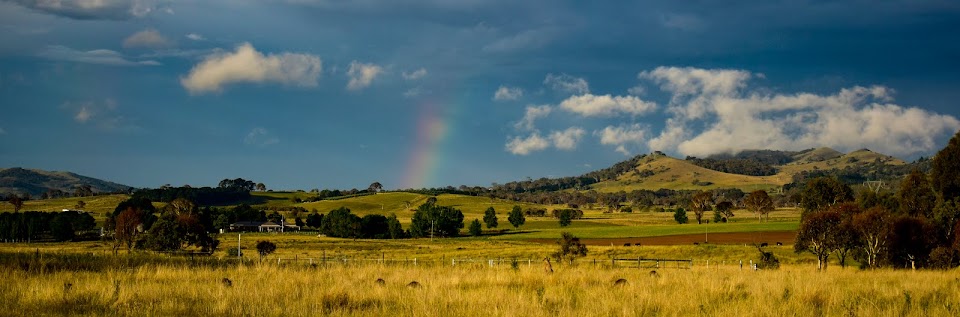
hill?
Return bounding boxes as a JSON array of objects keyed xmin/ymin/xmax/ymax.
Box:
[
  {"xmin": 588, "ymin": 148, "xmax": 914, "ymax": 192},
  {"xmin": 0, "ymin": 167, "xmax": 131, "ymax": 197}
]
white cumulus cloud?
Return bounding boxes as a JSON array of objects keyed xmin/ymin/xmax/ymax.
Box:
[
  {"xmin": 180, "ymin": 42, "xmax": 323, "ymax": 94},
  {"xmin": 550, "ymin": 127, "xmax": 585, "ymax": 150},
  {"xmin": 505, "ymin": 133, "xmax": 550, "ymax": 155},
  {"xmin": 402, "ymin": 68, "xmax": 427, "ymax": 80},
  {"xmin": 515, "ymin": 105, "xmax": 552, "ymax": 131},
  {"xmin": 493, "ymin": 85, "xmax": 523, "ymax": 101},
  {"xmin": 596, "ymin": 124, "xmax": 649, "ymax": 155},
  {"xmin": 559, "ymin": 94, "xmax": 657, "ymax": 117},
  {"xmin": 544, "ymin": 73, "xmax": 589, "ymax": 95},
  {"xmin": 123, "ymin": 29, "xmax": 174, "ymax": 49},
  {"xmin": 346, "ymin": 61, "xmax": 383, "ymax": 91},
  {"xmin": 640, "ymin": 66, "xmax": 960, "ymax": 158}
]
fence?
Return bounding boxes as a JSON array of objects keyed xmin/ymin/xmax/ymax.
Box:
[{"xmin": 267, "ymin": 255, "xmax": 767, "ymax": 271}]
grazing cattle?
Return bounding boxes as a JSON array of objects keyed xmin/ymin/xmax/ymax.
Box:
[
  {"xmin": 406, "ymin": 281, "xmax": 421, "ymax": 288},
  {"xmin": 623, "ymin": 243, "xmax": 631, "ymax": 247},
  {"xmin": 613, "ymin": 278, "xmax": 628, "ymax": 286},
  {"xmin": 375, "ymin": 278, "xmax": 385, "ymax": 286},
  {"xmin": 760, "ymin": 242, "xmax": 768, "ymax": 247},
  {"xmin": 693, "ymin": 242, "xmax": 700, "ymax": 246},
  {"xmin": 649, "ymin": 270, "xmax": 660, "ymax": 278},
  {"xmin": 634, "ymin": 243, "xmax": 641, "ymax": 246},
  {"xmin": 776, "ymin": 242, "xmax": 783, "ymax": 246},
  {"xmin": 221, "ymin": 278, "xmax": 232, "ymax": 287},
  {"xmin": 543, "ymin": 257, "xmax": 554, "ymax": 273}
]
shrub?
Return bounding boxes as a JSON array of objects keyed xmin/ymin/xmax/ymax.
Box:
[
  {"xmin": 256, "ymin": 240, "xmax": 277, "ymax": 262},
  {"xmin": 673, "ymin": 208, "xmax": 688, "ymax": 224},
  {"xmin": 469, "ymin": 219, "xmax": 482, "ymax": 236},
  {"xmin": 552, "ymin": 232, "xmax": 588, "ymax": 265}
]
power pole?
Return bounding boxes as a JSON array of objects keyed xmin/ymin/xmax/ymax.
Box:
[{"xmin": 237, "ymin": 233, "xmax": 241, "ymax": 261}]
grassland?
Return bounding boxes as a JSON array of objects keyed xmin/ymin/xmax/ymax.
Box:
[{"xmin": 1, "ymin": 251, "xmax": 958, "ymax": 316}]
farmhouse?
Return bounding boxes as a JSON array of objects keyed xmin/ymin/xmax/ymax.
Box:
[{"xmin": 229, "ymin": 221, "xmax": 300, "ymax": 232}]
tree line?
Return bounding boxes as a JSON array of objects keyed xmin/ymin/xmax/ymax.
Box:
[
  {"xmin": 0, "ymin": 210, "xmax": 96, "ymax": 242},
  {"xmin": 794, "ymin": 131, "xmax": 960, "ymax": 270}
]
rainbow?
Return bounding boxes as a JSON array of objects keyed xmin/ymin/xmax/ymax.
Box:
[{"xmin": 400, "ymin": 99, "xmax": 454, "ymax": 189}]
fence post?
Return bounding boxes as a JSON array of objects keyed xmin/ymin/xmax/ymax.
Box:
[{"xmin": 414, "ymin": 258, "xmax": 417, "ymax": 266}]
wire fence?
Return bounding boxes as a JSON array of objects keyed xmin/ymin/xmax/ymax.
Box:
[{"xmin": 258, "ymin": 255, "xmax": 767, "ymax": 271}]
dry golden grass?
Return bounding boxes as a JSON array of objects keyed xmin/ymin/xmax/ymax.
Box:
[{"xmin": 2, "ymin": 257, "xmax": 958, "ymax": 316}]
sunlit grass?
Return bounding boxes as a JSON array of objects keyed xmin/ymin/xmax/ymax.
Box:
[{"xmin": 1, "ymin": 252, "xmax": 957, "ymax": 316}]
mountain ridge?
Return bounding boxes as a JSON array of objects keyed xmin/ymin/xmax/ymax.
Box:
[{"xmin": 0, "ymin": 167, "xmax": 131, "ymax": 197}]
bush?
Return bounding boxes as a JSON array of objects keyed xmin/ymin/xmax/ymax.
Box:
[
  {"xmin": 552, "ymin": 232, "xmax": 588, "ymax": 265},
  {"xmin": 256, "ymin": 240, "xmax": 277, "ymax": 261},
  {"xmin": 558, "ymin": 209, "xmax": 573, "ymax": 227},
  {"xmin": 673, "ymin": 208, "xmax": 688, "ymax": 224},
  {"xmin": 469, "ymin": 219, "xmax": 482, "ymax": 236},
  {"xmin": 226, "ymin": 247, "xmax": 242, "ymax": 257},
  {"xmin": 756, "ymin": 245, "xmax": 780, "ymax": 270},
  {"xmin": 928, "ymin": 247, "xmax": 957, "ymax": 269}
]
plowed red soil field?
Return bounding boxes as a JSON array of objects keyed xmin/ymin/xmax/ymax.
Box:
[{"xmin": 527, "ymin": 230, "xmax": 796, "ymax": 246}]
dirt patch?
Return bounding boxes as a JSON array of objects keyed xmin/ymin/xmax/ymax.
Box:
[{"xmin": 526, "ymin": 231, "xmax": 796, "ymax": 246}]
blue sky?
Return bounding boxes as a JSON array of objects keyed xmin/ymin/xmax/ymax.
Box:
[{"xmin": 1, "ymin": 0, "xmax": 960, "ymax": 190}]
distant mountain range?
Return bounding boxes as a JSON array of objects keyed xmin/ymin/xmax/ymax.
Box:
[
  {"xmin": 0, "ymin": 167, "xmax": 131, "ymax": 197},
  {"xmin": 0, "ymin": 147, "xmax": 923, "ymax": 198}
]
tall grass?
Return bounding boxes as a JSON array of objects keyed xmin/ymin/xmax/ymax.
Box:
[{"xmin": 2, "ymin": 252, "xmax": 958, "ymax": 316}]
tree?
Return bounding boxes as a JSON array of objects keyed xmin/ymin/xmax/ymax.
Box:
[
  {"xmin": 74, "ymin": 200, "xmax": 86, "ymax": 210},
  {"xmin": 888, "ymin": 216, "xmax": 935, "ymax": 269},
  {"xmin": 169, "ymin": 197, "xmax": 197, "ymax": 216},
  {"xmin": 368, "ymin": 182, "xmax": 383, "ymax": 193},
  {"xmin": 673, "ymin": 208, "xmax": 688, "ymax": 224},
  {"xmin": 50, "ymin": 213, "xmax": 76, "ymax": 242},
  {"xmin": 690, "ymin": 191, "xmax": 713, "ymax": 224},
  {"xmin": 744, "ymin": 190, "xmax": 775, "ymax": 222},
  {"xmin": 7, "ymin": 196, "xmax": 23, "ymax": 213},
  {"xmin": 508, "ymin": 205, "xmax": 526, "ymax": 230},
  {"xmin": 114, "ymin": 207, "xmax": 143, "ymax": 254},
  {"xmin": 256, "ymin": 183, "xmax": 266, "ymax": 192},
  {"xmin": 932, "ymin": 130, "xmax": 960, "ymax": 201},
  {"xmin": 800, "ymin": 177, "xmax": 853, "ymax": 217},
  {"xmin": 409, "ymin": 203, "xmax": 464, "ymax": 238},
  {"xmin": 558, "ymin": 209, "xmax": 573, "ymax": 227},
  {"xmin": 469, "ymin": 219, "xmax": 483, "ymax": 236},
  {"xmin": 795, "ymin": 210, "xmax": 841, "ymax": 270},
  {"xmin": 714, "ymin": 201, "xmax": 734, "ymax": 223},
  {"xmin": 306, "ymin": 212, "xmax": 324, "ymax": 229},
  {"xmin": 832, "ymin": 215, "xmax": 860, "ymax": 268},
  {"xmin": 359, "ymin": 214, "xmax": 390, "ymax": 239},
  {"xmin": 898, "ymin": 169, "xmax": 936, "ymax": 218},
  {"xmin": 386, "ymin": 214, "xmax": 405, "ymax": 239},
  {"xmin": 321, "ymin": 207, "xmax": 362, "ymax": 238},
  {"xmin": 853, "ymin": 207, "xmax": 893, "ymax": 268},
  {"xmin": 482, "ymin": 207, "xmax": 498, "ymax": 229},
  {"xmin": 425, "ymin": 196, "xmax": 438, "ymax": 205},
  {"xmin": 256, "ymin": 240, "xmax": 277, "ymax": 262},
  {"xmin": 552, "ymin": 232, "xmax": 588, "ymax": 265}
]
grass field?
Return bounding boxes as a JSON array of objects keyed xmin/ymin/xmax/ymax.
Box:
[{"xmin": 1, "ymin": 251, "xmax": 958, "ymax": 316}]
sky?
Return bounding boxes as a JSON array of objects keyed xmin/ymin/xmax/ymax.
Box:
[{"xmin": 1, "ymin": 0, "xmax": 960, "ymax": 191}]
